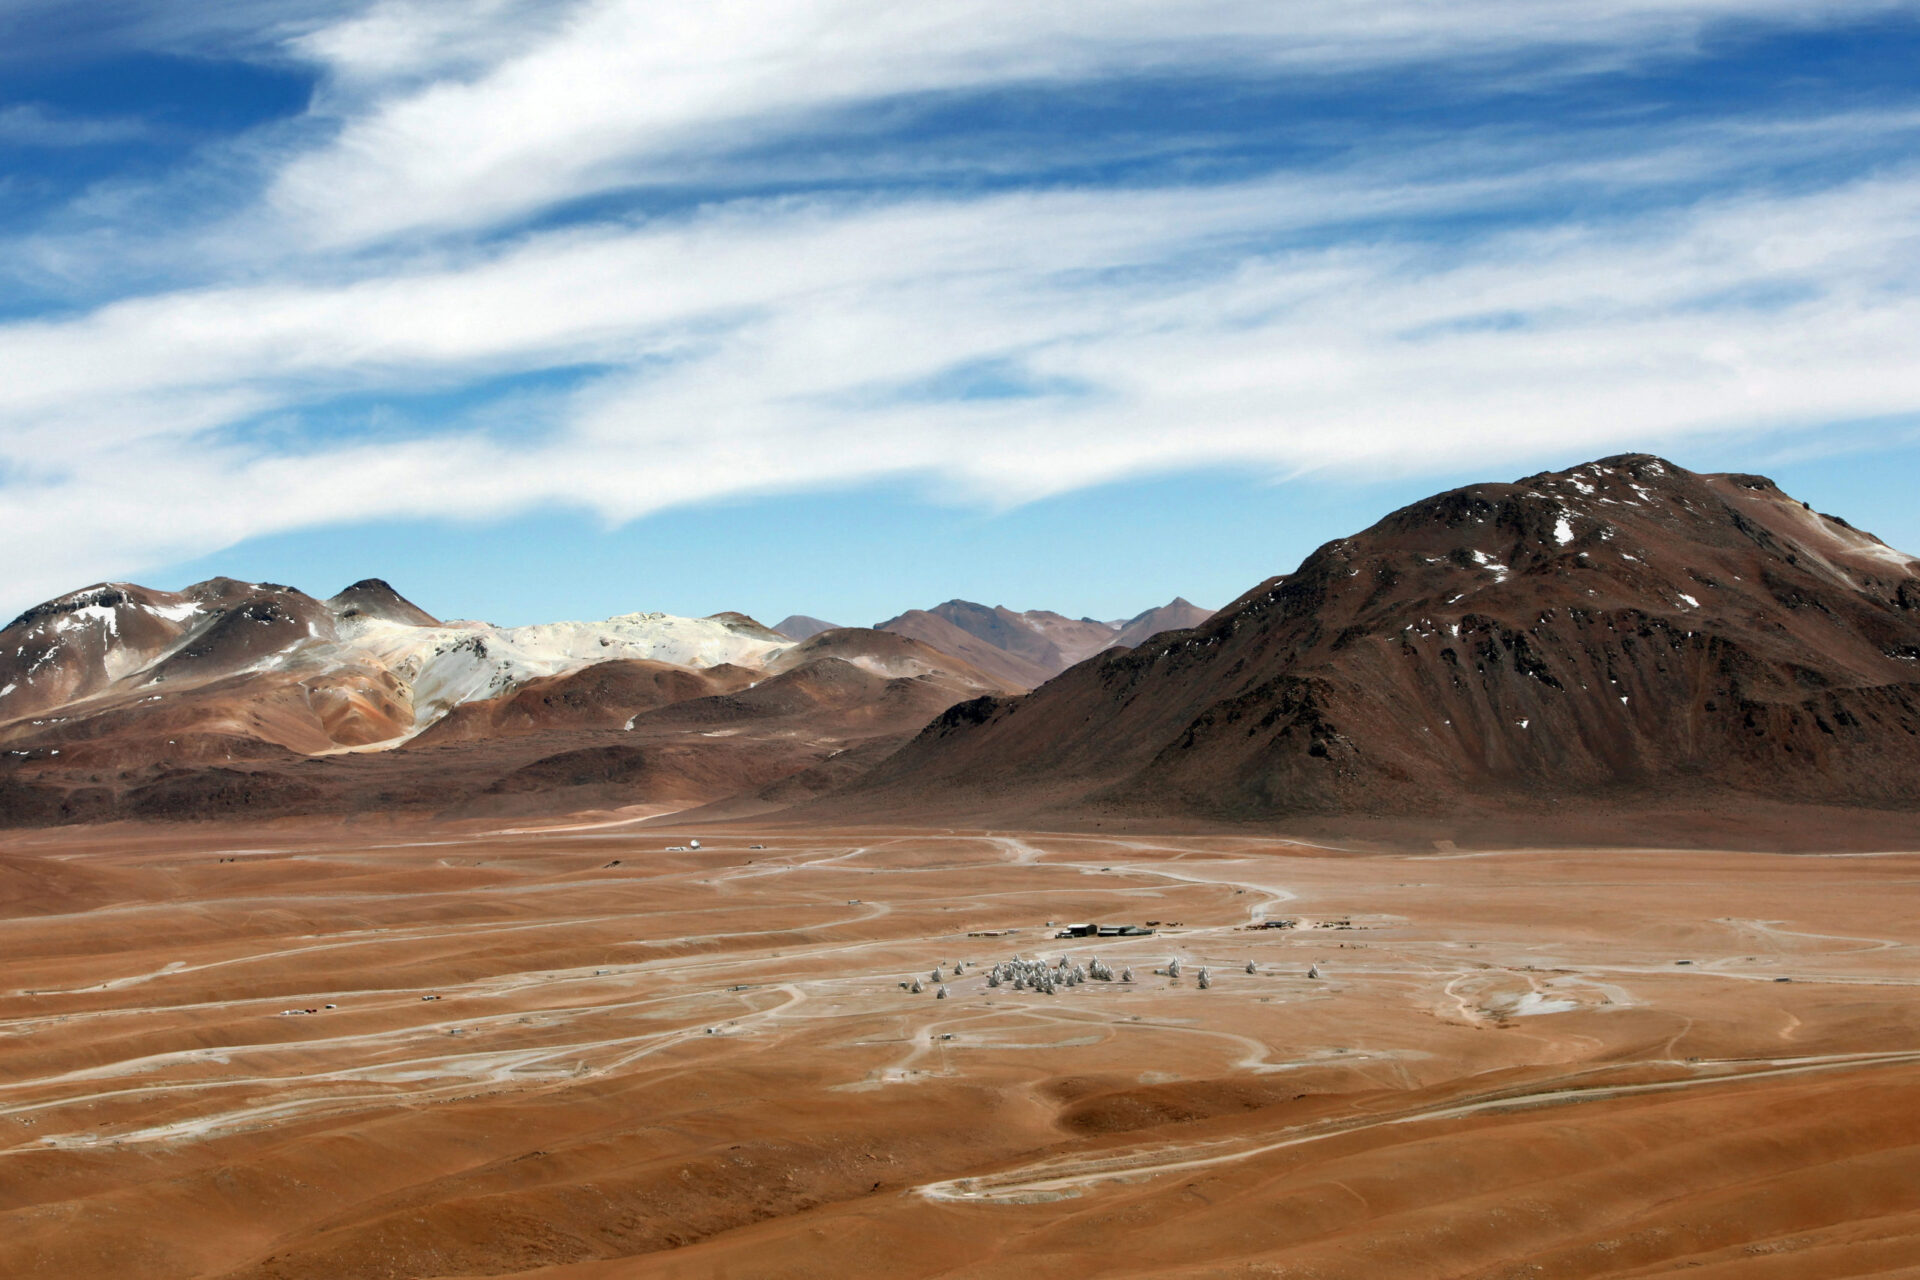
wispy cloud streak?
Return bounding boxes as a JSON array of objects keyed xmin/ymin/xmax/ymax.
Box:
[
  {"xmin": 271, "ymin": 0, "xmax": 1919, "ymax": 245},
  {"xmin": 0, "ymin": 104, "xmax": 151, "ymax": 147}
]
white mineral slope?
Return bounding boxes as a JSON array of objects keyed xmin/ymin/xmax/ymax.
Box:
[{"xmin": 341, "ymin": 611, "xmax": 792, "ymax": 729}]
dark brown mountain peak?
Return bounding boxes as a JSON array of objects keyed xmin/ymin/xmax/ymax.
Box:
[
  {"xmin": 0, "ymin": 583, "xmax": 215, "ymax": 722},
  {"xmin": 327, "ymin": 579, "xmax": 440, "ymax": 627},
  {"xmin": 4, "ymin": 583, "xmax": 140, "ymax": 634},
  {"xmin": 143, "ymin": 583, "xmax": 336, "ymax": 684},
  {"xmin": 819, "ymin": 455, "xmax": 1920, "ymax": 833},
  {"xmin": 183, "ymin": 577, "xmax": 308, "ymax": 606},
  {"xmin": 704, "ymin": 611, "xmax": 786, "ymax": 640}
]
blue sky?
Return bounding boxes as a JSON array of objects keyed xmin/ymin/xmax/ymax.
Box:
[{"xmin": 3, "ymin": 2, "xmax": 1919, "ymax": 627}]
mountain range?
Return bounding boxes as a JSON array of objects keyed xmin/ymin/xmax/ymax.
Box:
[
  {"xmin": 3, "ymin": 455, "xmax": 1916, "ymax": 840},
  {"xmin": 773, "ymin": 598, "xmax": 1214, "ymax": 688},
  {"xmin": 0, "ymin": 575, "xmax": 1196, "ymax": 826}
]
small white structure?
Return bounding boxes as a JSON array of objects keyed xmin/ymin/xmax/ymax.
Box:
[
  {"xmin": 689, "ymin": 839, "xmax": 702, "ymax": 850},
  {"xmin": 1121, "ymin": 966, "xmax": 1134, "ymax": 983},
  {"xmin": 1246, "ymin": 960, "xmax": 1258, "ymax": 974},
  {"xmin": 1197, "ymin": 967, "xmax": 1212, "ymax": 990},
  {"xmin": 1308, "ymin": 963, "xmax": 1321, "ymax": 980},
  {"xmin": 1168, "ymin": 957, "xmax": 1182, "ymax": 978},
  {"xmin": 936, "ymin": 985, "xmax": 950, "ymax": 1000},
  {"xmin": 910, "ymin": 977, "xmax": 924, "ymax": 993}
]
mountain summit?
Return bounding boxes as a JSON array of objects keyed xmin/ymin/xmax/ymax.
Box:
[
  {"xmin": 326, "ymin": 579, "xmax": 439, "ymax": 627},
  {"xmin": 825, "ymin": 456, "xmax": 1920, "ymax": 835},
  {"xmin": 1109, "ymin": 597, "xmax": 1214, "ymax": 650}
]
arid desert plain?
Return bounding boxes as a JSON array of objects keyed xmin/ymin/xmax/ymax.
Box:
[{"xmin": 3, "ymin": 820, "xmax": 1916, "ymax": 1278}]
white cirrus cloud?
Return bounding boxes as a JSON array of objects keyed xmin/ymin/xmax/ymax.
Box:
[
  {"xmin": 268, "ymin": 0, "xmax": 1920, "ymax": 246},
  {"xmin": 4, "ymin": 156, "xmax": 1920, "ymax": 610}
]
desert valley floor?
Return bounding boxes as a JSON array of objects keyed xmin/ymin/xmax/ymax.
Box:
[{"xmin": 2, "ymin": 821, "xmax": 1918, "ymax": 1278}]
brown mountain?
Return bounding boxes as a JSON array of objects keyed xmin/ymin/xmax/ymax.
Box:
[
  {"xmin": 772, "ymin": 614, "xmax": 841, "ymax": 640},
  {"xmin": 0, "ymin": 580, "xmax": 315, "ymax": 722},
  {"xmin": 875, "ymin": 598, "xmax": 1207, "ymax": 688},
  {"xmin": 327, "ymin": 578, "xmax": 441, "ymax": 626},
  {"xmin": 822, "ymin": 456, "xmax": 1920, "ymax": 837},
  {"xmin": 872, "ymin": 606, "xmax": 1055, "ymax": 688},
  {"xmin": 1109, "ymin": 596, "xmax": 1214, "ymax": 650}
]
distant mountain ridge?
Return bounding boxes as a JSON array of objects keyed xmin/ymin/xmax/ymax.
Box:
[
  {"xmin": 876, "ymin": 597, "xmax": 1214, "ymax": 689},
  {"xmin": 30, "ymin": 454, "xmax": 1912, "ymax": 847},
  {"xmin": 819, "ymin": 455, "xmax": 1920, "ymax": 835},
  {"xmin": 0, "ymin": 580, "xmax": 1010, "ymax": 826},
  {"xmin": 1109, "ymin": 597, "xmax": 1214, "ymax": 650},
  {"xmin": 773, "ymin": 615, "xmax": 841, "ymax": 641}
]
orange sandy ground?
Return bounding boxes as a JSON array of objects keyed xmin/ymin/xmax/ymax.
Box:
[{"xmin": 1, "ymin": 820, "xmax": 1917, "ymax": 1278}]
